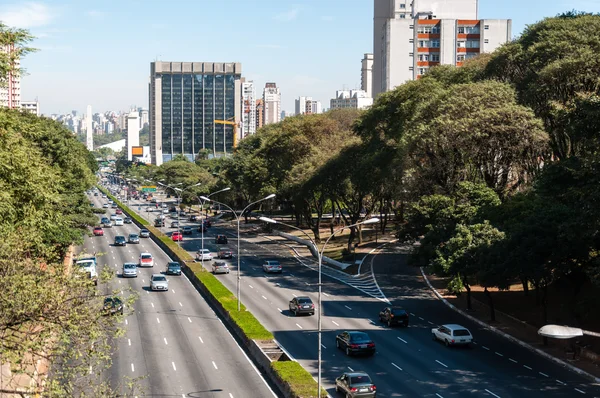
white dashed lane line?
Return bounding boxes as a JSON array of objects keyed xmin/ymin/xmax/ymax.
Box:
[
  {"xmin": 345, "ymin": 305, "xmax": 352, "ymax": 310},
  {"xmin": 157, "ymin": 317, "xmax": 160, "ymax": 324},
  {"xmin": 131, "ymin": 363, "xmax": 135, "ymax": 372},
  {"xmin": 249, "ymin": 285, "xmax": 254, "ymax": 289},
  {"xmin": 198, "ymin": 336, "xmax": 204, "ymax": 344},
  {"xmin": 508, "ymin": 358, "xmax": 518, "ymax": 363},
  {"xmin": 418, "ymin": 317, "xmax": 425, "ymax": 321},
  {"xmin": 262, "ymin": 295, "xmax": 267, "ymax": 300},
  {"xmin": 435, "ymin": 360, "xmax": 448, "ymax": 368},
  {"xmin": 188, "ymin": 317, "xmax": 192, "ymax": 323},
  {"xmin": 296, "ymin": 323, "xmax": 303, "ymax": 329},
  {"xmin": 332, "ymin": 320, "xmax": 340, "ymax": 326},
  {"xmin": 292, "ymin": 293, "xmax": 297, "ymax": 297},
  {"xmin": 128, "ymin": 339, "xmax": 131, "ymax": 346},
  {"xmin": 150, "ymin": 302, "xmax": 154, "ymax": 308},
  {"xmin": 523, "ymin": 365, "xmax": 533, "ymax": 370},
  {"xmin": 397, "ymin": 337, "xmax": 407, "ymax": 344},
  {"xmin": 179, "ymin": 302, "xmax": 183, "ymax": 306},
  {"xmin": 212, "ymin": 361, "xmax": 218, "ymax": 370},
  {"xmin": 482, "ymin": 346, "xmax": 490, "ymax": 351},
  {"xmin": 391, "ymin": 362, "xmax": 403, "ymax": 371},
  {"xmin": 495, "ymin": 352, "xmax": 503, "ymax": 357},
  {"xmin": 323, "ymin": 292, "xmax": 330, "ymax": 297},
  {"xmin": 277, "ymin": 308, "xmax": 282, "ymax": 313},
  {"xmin": 485, "ymin": 389, "xmax": 501, "ymax": 398},
  {"xmin": 164, "ymin": 338, "xmax": 168, "ymax": 345},
  {"xmin": 410, "ymin": 313, "xmax": 415, "ymax": 316},
  {"xmin": 539, "ymin": 372, "xmax": 549, "ymax": 377},
  {"xmin": 574, "ymin": 388, "xmax": 586, "ymax": 394},
  {"xmin": 556, "ymin": 380, "xmax": 566, "ymax": 385},
  {"xmin": 321, "ymin": 343, "xmax": 326, "ymax": 349},
  {"xmin": 172, "ymin": 362, "xmax": 177, "ymax": 371}
]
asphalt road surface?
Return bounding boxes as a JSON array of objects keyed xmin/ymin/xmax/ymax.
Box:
[
  {"xmin": 124, "ymin": 192, "xmax": 600, "ymax": 398},
  {"xmin": 84, "ymin": 191, "xmax": 278, "ymax": 398}
]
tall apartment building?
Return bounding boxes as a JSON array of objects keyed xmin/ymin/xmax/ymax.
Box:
[
  {"xmin": 361, "ymin": 53, "xmax": 374, "ymax": 95},
  {"xmin": 241, "ymin": 79, "xmax": 256, "ymax": 138},
  {"xmin": 263, "ymin": 83, "xmax": 281, "ymax": 125},
  {"xmin": 85, "ymin": 105, "xmax": 93, "ymax": 151},
  {"xmin": 0, "ymin": 44, "xmax": 20, "ymax": 109},
  {"xmin": 295, "ymin": 96, "xmax": 322, "ymax": 115},
  {"xmin": 149, "ymin": 61, "xmax": 242, "ymax": 165},
  {"xmin": 255, "ymin": 99, "xmax": 264, "ymax": 131},
  {"xmin": 373, "ymin": 0, "xmax": 511, "ymax": 97},
  {"xmin": 330, "ymin": 90, "xmax": 373, "ymax": 110},
  {"xmin": 138, "ymin": 108, "xmax": 149, "ymax": 127}
]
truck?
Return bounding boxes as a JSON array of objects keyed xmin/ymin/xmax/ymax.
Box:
[{"xmin": 74, "ymin": 255, "xmax": 98, "ymax": 286}]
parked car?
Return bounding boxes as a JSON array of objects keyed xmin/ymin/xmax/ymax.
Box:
[
  {"xmin": 215, "ymin": 234, "xmax": 228, "ymax": 244},
  {"xmin": 166, "ymin": 262, "xmax": 182, "ymax": 275},
  {"xmin": 212, "ymin": 261, "xmax": 230, "ymax": 274},
  {"xmin": 335, "ymin": 372, "xmax": 377, "ymax": 398},
  {"xmin": 263, "ymin": 260, "xmax": 282, "ymax": 273},
  {"xmin": 122, "ymin": 262, "xmax": 138, "ymax": 278},
  {"xmin": 218, "ymin": 248, "xmax": 233, "ymax": 259},
  {"xmin": 103, "ymin": 296, "xmax": 124, "ymax": 315},
  {"xmin": 289, "ymin": 296, "xmax": 315, "ymax": 316},
  {"xmin": 139, "ymin": 229, "xmax": 150, "ymax": 238},
  {"xmin": 128, "ymin": 233, "xmax": 140, "ymax": 244},
  {"xmin": 93, "ymin": 226, "xmax": 104, "ymax": 236},
  {"xmin": 182, "ymin": 226, "xmax": 193, "ymax": 235},
  {"xmin": 150, "ymin": 274, "xmax": 168, "ymax": 291},
  {"xmin": 171, "ymin": 232, "xmax": 183, "ymax": 241},
  {"xmin": 336, "ymin": 331, "xmax": 376, "ymax": 356},
  {"xmin": 139, "ymin": 252, "xmax": 154, "ymax": 267},
  {"xmin": 114, "ymin": 235, "xmax": 126, "ymax": 246},
  {"xmin": 379, "ymin": 306, "xmax": 409, "ymax": 327},
  {"xmin": 432, "ymin": 324, "xmax": 473, "ymax": 347},
  {"xmin": 196, "ymin": 249, "xmax": 213, "ymax": 261},
  {"xmin": 124, "ymin": 216, "xmax": 133, "ymax": 224}
]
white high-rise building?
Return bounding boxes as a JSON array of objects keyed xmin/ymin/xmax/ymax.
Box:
[
  {"xmin": 126, "ymin": 110, "xmax": 140, "ymax": 161},
  {"xmin": 295, "ymin": 96, "xmax": 322, "ymax": 115},
  {"xmin": 373, "ymin": 0, "xmax": 511, "ymax": 97},
  {"xmin": 361, "ymin": 53, "xmax": 373, "ymax": 95},
  {"xmin": 21, "ymin": 100, "xmax": 40, "ymax": 116},
  {"xmin": 139, "ymin": 109, "xmax": 149, "ymax": 128},
  {"xmin": 330, "ymin": 90, "xmax": 373, "ymax": 110},
  {"xmin": 241, "ymin": 80, "xmax": 256, "ymax": 138},
  {"xmin": 85, "ymin": 105, "xmax": 93, "ymax": 151},
  {"xmin": 263, "ymin": 83, "xmax": 281, "ymax": 125},
  {"xmin": 0, "ymin": 44, "xmax": 20, "ymax": 109}
]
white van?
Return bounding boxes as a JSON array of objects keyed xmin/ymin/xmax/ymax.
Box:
[{"xmin": 114, "ymin": 217, "xmax": 124, "ymax": 226}]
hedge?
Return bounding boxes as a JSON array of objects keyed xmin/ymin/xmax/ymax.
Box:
[{"xmin": 272, "ymin": 362, "xmax": 328, "ymax": 398}]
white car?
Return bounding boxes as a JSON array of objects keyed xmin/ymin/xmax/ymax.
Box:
[
  {"xmin": 150, "ymin": 274, "xmax": 168, "ymax": 291},
  {"xmin": 196, "ymin": 249, "xmax": 213, "ymax": 261},
  {"xmin": 102, "ymin": 203, "xmax": 109, "ymax": 208},
  {"xmin": 432, "ymin": 324, "xmax": 473, "ymax": 347},
  {"xmin": 263, "ymin": 260, "xmax": 282, "ymax": 273},
  {"xmin": 139, "ymin": 252, "xmax": 154, "ymax": 267}
]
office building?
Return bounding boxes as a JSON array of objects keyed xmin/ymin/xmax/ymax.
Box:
[
  {"xmin": 21, "ymin": 100, "xmax": 40, "ymax": 116},
  {"xmin": 263, "ymin": 83, "xmax": 281, "ymax": 125},
  {"xmin": 149, "ymin": 61, "xmax": 242, "ymax": 165},
  {"xmin": 330, "ymin": 90, "xmax": 373, "ymax": 110},
  {"xmin": 126, "ymin": 110, "xmax": 140, "ymax": 161},
  {"xmin": 241, "ymin": 79, "xmax": 256, "ymax": 138},
  {"xmin": 295, "ymin": 96, "xmax": 322, "ymax": 115},
  {"xmin": 139, "ymin": 108, "xmax": 149, "ymax": 127},
  {"xmin": 255, "ymin": 99, "xmax": 264, "ymax": 131},
  {"xmin": 361, "ymin": 54, "xmax": 373, "ymax": 95},
  {"xmin": 85, "ymin": 105, "xmax": 93, "ymax": 151},
  {"xmin": 0, "ymin": 44, "xmax": 20, "ymax": 109},
  {"xmin": 372, "ymin": 0, "xmax": 511, "ymax": 97}
]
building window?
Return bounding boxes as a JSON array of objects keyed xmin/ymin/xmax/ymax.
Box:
[
  {"xmin": 430, "ymin": 40, "xmax": 440, "ymax": 48},
  {"xmin": 400, "ymin": 3, "xmax": 406, "ymax": 8},
  {"xmin": 457, "ymin": 40, "xmax": 466, "ymax": 48},
  {"xmin": 484, "ymin": 24, "xmax": 489, "ymax": 30},
  {"xmin": 409, "ymin": 38, "xmax": 414, "ymax": 43},
  {"xmin": 409, "ymin": 66, "xmax": 414, "ymax": 71},
  {"xmin": 484, "ymin": 39, "xmax": 489, "ymax": 43},
  {"xmin": 409, "ymin": 25, "xmax": 414, "ymax": 29},
  {"xmin": 458, "ymin": 26, "xmax": 465, "ymax": 34},
  {"xmin": 465, "ymin": 26, "xmax": 480, "ymax": 34},
  {"xmin": 466, "ymin": 40, "xmax": 480, "ymax": 48},
  {"xmin": 418, "ymin": 67, "xmax": 428, "ymax": 75},
  {"xmin": 400, "ymin": 14, "xmax": 406, "ymax": 18},
  {"xmin": 457, "ymin": 54, "xmax": 466, "ymax": 62},
  {"xmin": 431, "ymin": 53, "xmax": 440, "ymax": 62},
  {"xmin": 409, "ymin": 52, "xmax": 414, "ymax": 57}
]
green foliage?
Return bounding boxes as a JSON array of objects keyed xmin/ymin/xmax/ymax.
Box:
[
  {"xmin": 0, "ymin": 23, "xmax": 36, "ymax": 83},
  {"xmin": 271, "ymin": 361, "xmax": 327, "ymax": 398},
  {"xmin": 93, "ymin": 131, "xmax": 124, "ymax": 147}
]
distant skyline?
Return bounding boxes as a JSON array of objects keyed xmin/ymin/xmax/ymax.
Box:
[{"xmin": 1, "ymin": 0, "xmax": 598, "ymax": 115}]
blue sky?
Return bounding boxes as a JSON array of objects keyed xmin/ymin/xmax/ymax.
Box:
[{"xmin": 1, "ymin": 0, "xmax": 598, "ymax": 115}]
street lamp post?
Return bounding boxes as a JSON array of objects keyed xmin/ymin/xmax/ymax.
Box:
[
  {"xmin": 197, "ymin": 188, "xmax": 231, "ymax": 263},
  {"xmin": 158, "ymin": 182, "xmax": 202, "ymax": 247},
  {"xmin": 538, "ymin": 324, "xmax": 600, "ymax": 339},
  {"xmin": 201, "ymin": 194, "xmax": 276, "ymax": 311},
  {"xmin": 258, "ymin": 215, "xmax": 380, "ymax": 397}
]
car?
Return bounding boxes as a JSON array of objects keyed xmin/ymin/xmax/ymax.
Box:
[
  {"xmin": 110, "ymin": 214, "xmax": 118, "ymax": 221},
  {"xmin": 115, "ymin": 208, "xmax": 123, "ymax": 215},
  {"xmin": 154, "ymin": 218, "xmax": 165, "ymax": 227},
  {"xmin": 111, "ymin": 203, "xmax": 118, "ymax": 208},
  {"xmin": 103, "ymin": 297, "xmax": 124, "ymax": 315},
  {"xmin": 212, "ymin": 261, "xmax": 230, "ymax": 274},
  {"xmin": 162, "ymin": 208, "xmax": 169, "ymax": 214},
  {"xmin": 114, "ymin": 235, "xmax": 126, "ymax": 246},
  {"xmin": 161, "ymin": 203, "xmax": 168, "ymax": 209},
  {"xmin": 182, "ymin": 226, "xmax": 193, "ymax": 235},
  {"xmin": 171, "ymin": 222, "xmax": 181, "ymax": 229},
  {"xmin": 379, "ymin": 306, "xmax": 409, "ymax": 327},
  {"xmin": 102, "ymin": 203, "xmax": 109, "ymax": 208},
  {"xmin": 205, "ymin": 218, "xmax": 212, "ymax": 227},
  {"xmin": 124, "ymin": 216, "xmax": 132, "ymax": 224},
  {"xmin": 189, "ymin": 215, "xmax": 198, "ymax": 222},
  {"xmin": 122, "ymin": 262, "xmax": 138, "ymax": 278},
  {"xmin": 103, "ymin": 220, "xmax": 113, "ymax": 228},
  {"xmin": 101, "ymin": 217, "xmax": 110, "ymax": 224},
  {"xmin": 139, "ymin": 229, "xmax": 150, "ymax": 238},
  {"xmin": 215, "ymin": 234, "xmax": 228, "ymax": 244},
  {"xmin": 94, "ymin": 192, "xmax": 98, "ymax": 196},
  {"xmin": 289, "ymin": 296, "xmax": 315, "ymax": 316},
  {"xmin": 335, "ymin": 372, "xmax": 377, "ymax": 398},
  {"xmin": 166, "ymin": 262, "xmax": 182, "ymax": 275},
  {"xmin": 336, "ymin": 331, "xmax": 376, "ymax": 356},
  {"xmin": 171, "ymin": 232, "xmax": 183, "ymax": 241},
  {"xmin": 93, "ymin": 226, "xmax": 104, "ymax": 236},
  {"xmin": 197, "ymin": 224, "xmax": 207, "ymax": 233},
  {"xmin": 114, "ymin": 217, "xmax": 124, "ymax": 226},
  {"xmin": 128, "ymin": 233, "xmax": 140, "ymax": 244},
  {"xmin": 218, "ymin": 248, "xmax": 233, "ymax": 259},
  {"xmin": 150, "ymin": 274, "xmax": 168, "ymax": 291},
  {"xmin": 139, "ymin": 252, "xmax": 154, "ymax": 267},
  {"xmin": 196, "ymin": 249, "xmax": 213, "ymax": 261},
  {"xmin": 431, "ymin": 324, "xmax": 473, "ymax": 347},
  {"xmin": 263, "ymin": 260, "xmax": 282, "ymax": 273}
]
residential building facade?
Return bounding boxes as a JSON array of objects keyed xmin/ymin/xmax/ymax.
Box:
[
  {"xmin": 126, "ymin": 110, "xmax": 140, "ymax": 161},
  {"xmin": 373, "ymin": 0, "xmax": 511, "ymax": 97},
  {"xmin": 361, "ymin": 53, "xmax": 373, "ymax": 95},
  {"xmin": 295, "ymin": 96, "xmax": 322, "ymax": 115},
  {"xmin": 330, "ymin": 90, "xmax": 373, "ymax": 110},
  {"xmin": 21, "ymin": 100, "xmax": 40, "ymax": 116},
  {"xmin": 0, "ymin": 44, "xmax": 20, "ymax": 109},
  {"xmin": 263, "ymin": 83, "xmax": 281, "ymax": 125},
  {"xmin": 255, "ymin": 99, "xmax": 264, "ymax": 131},
  {"xmin": 241, "ymin": 79, "xmax": 256, "ymax": 138},
  {"xmin": 149, "ymin": 61, "xmax": 242, "ymax": 165}
]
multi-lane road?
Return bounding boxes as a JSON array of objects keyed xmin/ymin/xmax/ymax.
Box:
[
  {"xmin": 108, "ymin": 189, "xmax": 600, "ymax": 397},
  {"xmin": 83, "ymin": 191, "xmax": 278, "ymax": 398}
]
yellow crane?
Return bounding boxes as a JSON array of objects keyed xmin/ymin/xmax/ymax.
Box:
[{"xmin": 214, "ymin": 118, "xmax": 239, "ymax": 149}]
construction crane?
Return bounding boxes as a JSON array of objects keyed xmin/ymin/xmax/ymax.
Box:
[{"xmin": 214, "ymin": 118, "xmax": 239, "ymax": 149}]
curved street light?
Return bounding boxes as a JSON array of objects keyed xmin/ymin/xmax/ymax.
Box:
[
  {"xmin": 197, "ymin": 187, "xmax": 231, "ymax": 261},
  {"xmin": 201, "ymin": 194, "xmax": 276, "ymax": 311},
  {"xmin": 258, "ymin": 215, "xmax": 379, "ymax": 397},
  {"xmin": 538, "ymin": 324, "xmax": 600, "ymax": 339}
]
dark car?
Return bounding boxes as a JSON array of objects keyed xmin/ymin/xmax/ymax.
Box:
[
  {"xmin": 336, "ymin": 331, "xmax": 376, "ymax": 356},
  {"xmin": 124, "ymin": 216, "xmax": 133, "ymax": 224},
  {"xmin": 289, "ymin": 296, "xmax": 315, "ymax": 316},
  {"xmin": 335, "ymin": 372, "xmax": 376, "ymax": 398},
  {"xmin": 215, "ymin": 234, "xmax": 228, "ymax": 244},
  {"xmin": 128, "ymin": 233, "xmax": 140, "ymax": 244},
  {"xmin": 379, "ymin": 306, "xmax": 409, "ymax": 327},
  {"xmin": 139, "ymin": 229, "xmax": 150, "ymax": 238},
  {"xmin": 218, "ymin": 248, "xmax": 233, "ymax": 259},
  {"xmin": 166, "ymin": 262, "xmax": 182, "ymax": 275},
  {"xmin": 103, "ymin": 297, "xmax": 124, "ymax": 315},
  {"xmin": 189, "ymin": 214, "xmax": 198, "ymax": 222},
  {"xmin": 204, "ymin": 218, "xmax": 212, "ymax": 227},
  {"xmin": 182, "ymin": 226, "xmax": 193, "ymax": 235},
  {"xmin": 197, "ymin": 224, "xmax": 207, "ymax": 233},
  {"xmin": 114, "ymin": 235, "xmax": 127, "ymax": 246}
]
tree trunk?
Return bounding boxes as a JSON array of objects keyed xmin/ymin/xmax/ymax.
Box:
[
  {"xmin": 358, "ymin": 225, "xmax": 363, "ymax": 245},
  {"xmin": 521, "ymin": 277, "xmax": 529, "ymax": 297},
  {"xmin": 484, "ymin": 287, "xmax": 496, "ymax": 322},
  {"xmin": 347, "ymin": 226, "xmax": 356, "ymax": 252},
  {"xmin": 465, "ymin": 282, "xmax": 472, "ymax": 311}
]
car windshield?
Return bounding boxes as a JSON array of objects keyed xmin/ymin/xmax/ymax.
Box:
[
  {"xmin": 269, "ymin": 262, "xmax": 280, "ymax": 266},
  {"xmin": 391, "ymin": 308, "xmax": 406, "ymax": 315},
  {"xmin": 141, "ymin": 254, "xmax": 152, "ymax": 260},
  {"xmin": 116, "ymin": 236, "xmax": 124, "ymax": 241},
  {"xmin": 298, "ymin": 298, "xmax": 312, "ymax": 304},
  {"xmin": 350, "ymin": 332, "xmax": 370, "ymax": 342},
  {"xmin": 124, "ymin": 263, "xmax": 136, "ymax": 269},
  {"xmin": 141, "ymin": 229, "xmax": 148, "ymax": 233},
  {"xmin": 77, "ymin": 261, "xmax": 93, "ymax": 268},
  {"xmin": 129, "ymin": 234, "xmax": 138, "ymax": 238},
  {"xmin": 350, "ymin": 375, "xmax": 372, "ymax": 384},
  {"xmin": 454, "ymin": 329, "xmax": 471, "ymax": 336},
  {"xmin": 153, "ymin": 276, "xmax": 166, "ymax": 282},
  {"xmin": 168, "ymin": 264, "xmax": 180, "ymax": 269}
]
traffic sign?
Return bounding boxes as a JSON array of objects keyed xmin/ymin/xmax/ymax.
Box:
[{"xmin": 141, "ymin": 186, "xmax": 157, "ymax": 192}]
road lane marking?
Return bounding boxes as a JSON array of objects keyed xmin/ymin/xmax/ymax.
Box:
[
  {"xmin": 391, "ymin": 362, "xmax": 402, "ymax": 371},
  {"xmin": 523, "ymin": 365, "xmax": 532, "ymax": 370},
  {"xmin": 179, "ymin": 302, "xmax": 183, "ymax": 306},
  {"xmin": 164, "ymin": 338, "xmax": 168, "ymax": 345},
  {"xmin": 289, "ymin": 273, "xmax": 295, "ymax": 277},
  {"xmin": 171, "ymin": 289, "xmax": 175, "ymax": 293},
  {"xmin": 128, "ymin": 339, "xmax": 131, "ymax": 346},
  {"xmin": 157, "ymin": 317, "xmax": 160, "ymax": 324},
  {"xmin": 292, "ymin": 293, "xmax": 297, "ymax": 297},
  {"xmin": 556, "ymin": 380, "xmax": 566, "ymax": 385},
  {"xmin": 172, "ymin": 362, "xmax": 176, "ymax": 371},
  {"xmin": 277, "ymin": 308, "xmax": 282, "ymax": 313},
  {"xmin": 296, "ymin": 323, "xmax": 303, "ymax": 329},
  {"xmin": 151, "ymin": 302, "xmax": 154, "ymax": 308},
  {"xmin": 539, "ymin": 372, "xmax": 549, "ymax": 377},
  {"xmin": 89, "ymin": 365, "xmax": 92, "ymax": 374},
  {"xmin": 397, "ymin": 337, "xmax": 407, "ymax": 344},
  {"xmin": 368, "ymin": 319, "xmax": 376, "ymax": 325},
  {"xmin": 125, "ymin": 319, "xmax": 128, "ymax": 325},
  {"xmin": 508, "ymin": 358, "xmax": 518, "ymax": 363},
  {"xmin": 482, "ymin": 346, "xmax": 490, "ymax": 350},
  {"xmin": 436, "ymin": 394, "xmax": 444, "ymax": 398},
  {"xmin": 485, "ymin": 389, "xmax": 501, "ymax": 398},
  {"xmin": 344, "ymin": 305, "xmax": 352, "ymax": 310},
  {"xmin": 323, "ymin": 292, "xmax": 330, "ymax": 297},
  {"xmin": 495, "ymin": 352, "xmax": 504, "ymax": 357},
  {"xmin": 410, "ymin": 313, "xmax": 415, "ymax": 316},
  {"xmin": 428, "ymin": 321, "xmax": 434, "ymax": 325},
  {"xmin": 249, "ymin": 285, "xmax": 254, "ymax": 289},
  {"xmin": 348, "ymin": 367, "xmax": 354, "ymax": 371},
  {"xmin": 419, "ymin": 317, "xmax": 424, "ymax": 320},
  {"xmin": 321, "ymin": 344, "xmax": 326, "ymax": 349},
  {"xmin": 262, "ymin": 295, "xmax": 267, "ymax": 300},
  {"xmin": 332, "ymin": 321, "xmax": 340, "ymax": 326},
  {"xmin": 435, "ymin": 360, "xmax": 448, "ymax": 368},
  {"xmin": 229, "ymin": 394, "xmax": 234, "ymax": 398},
  {"xmin": 305, "ymin": 282, "xmax": 310, "ymax": 285},
  {"xmin": 188, "ymin": 317, "xmax": 192, "ymax": 323},
  {"xmin": 131, "ymin": 363, "xmax": 135, "ymax": 372},
  {"xmin": 574, "ymin": 388, "xmax": 586, "ymax": 394},
  {"xmin": 118, "ymin": 280, "xmax": 121, "ymax": 284},
  {"xmin": 212, "ymin": 361, "xmax": 218, "ymax": 369}
]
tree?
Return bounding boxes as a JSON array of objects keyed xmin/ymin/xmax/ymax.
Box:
[{"xmin": 0, "ymin": 23, "xmax": 36, "ymax": 86}]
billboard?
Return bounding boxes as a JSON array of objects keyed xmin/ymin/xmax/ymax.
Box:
[{"xmin": 132, "ymin": 146, "xmax": 143, "ymax": 156}]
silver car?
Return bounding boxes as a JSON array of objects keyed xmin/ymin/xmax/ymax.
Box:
[
  {"xmin": 128, "ymin": 233, "xmax": 140, "ymax": 244},
  {"xmin": 122, "ymin": 262, "xmax": 138, "ymax": 278},
  {"xmin": 150, "ymin": 274, "xmax": 168, "ymax": 291},
  {"xmin": 212, "ymin": 261, "xmax": 230, "ymax": 274}
]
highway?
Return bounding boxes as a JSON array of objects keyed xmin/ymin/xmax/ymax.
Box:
[
  {"xmin": 124, "ymin": 192, "xmax": 600, "ymax": 397},
  {"xmin": 83, "ymin": 191, "xmax": 279, "ymax": 398}
]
